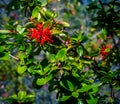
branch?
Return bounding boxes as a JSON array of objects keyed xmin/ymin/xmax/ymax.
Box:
[{"xmin": 9, "ymin": 54, "xmax": 19, "ymax": 61}]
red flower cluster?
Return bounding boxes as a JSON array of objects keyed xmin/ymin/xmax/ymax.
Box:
[
  {"xmin": 27, "ymin": 23, "xmax": 53, "ymax": 45},
  {"xmin": 100, "ymin": 44, "xmax": 112, "ymax": 58}
]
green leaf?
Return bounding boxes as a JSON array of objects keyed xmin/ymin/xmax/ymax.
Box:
[
  {"xmin": 81, "ymin": 35, "xmax": 88, "ymax": 43},
  {"xmin": 0, "ymin": 52, "xmax": 9, "ymax": 60},
  {"xmin": 77, "ymin": 46, "xmax": 83, "ymax": 57},
  {"xmin": 44, "ymin": 20, "xmax": 52, "ymax": 28},
  {"xmin": 87, "ymin": 95, "xmax": 98, "ymax": 104},
  {"xmin": 0, "ymin": 46, "xmax": 4, "ymax": 52},
  {"xmin": 91, "ymin": 87, "xmax": 98, "ymax": 94},
  {"xmin": 44, "ymin": 66, "xmax": 50, "ymax": 73},
  {"xmin": 78, "ymin": 100, "xmax": 84, "ymax": 104},
  {"xmin": 18, "ymin": 91, "xmax": 27, "ymax": 100},
  {"xmin": 60, "ymin": 80, "xmax": 74, "ymax": 91},
  {"xmin": 91, "ymin": 83, "xmax": 102, "ymax": 94},
  {"xmin": 90, "ymin": 51, "xmax": 99, "ymax": 57},
  {"xmin": 28, "ymin": 0, "xmax": 34, "ymax": 6},
  {"xmin": 0, "ymin": 30, "xmax": 11, "ymax": 34},
  {"xmin": 18, "ymin": 52, "xmax": 26, "ymax": 64},
  {"xmin": 36, "ymin": 78, "xmax": 46, "ymax": 86},
  {"xmin": 63, "ymin": 65, "xmax": 72, "ymax": 70},
  {"xmin": 28, "ymin": 68, "xmax": 43, "ymax": 75},
  {"xmin": 60, "ymin": 81, "xmax": 69, "ymax": 91},
  {"xmin": 61, "ymin": 95, "xmax": 71, "ymax": 101},
  {"xmin": 51, "ymin": 66, "xmax": 58, "ymax": 70},
  {"xmin": 72, "ymin": 92, "xmax": 79, "ymax": 98},
  {"xmin": 72, "ymin": 72, "xmax": 80, "ymax": 78},
  {"xmin": 77, "ymin": 32, "xmax": 84, "ymax": 42},
  {"xmin": 26, "ymin": 43, "xmax": 32, "ymax": 54},
  {"xmin": 59, "ymin": 33, "xmax": 67, "ymax": 37},
  {"xmin": 77, "ymin": 84, "xmax": 92, "ymax": 92},
  {"xmin": 105, "ymin": 48, "xmax": 110, "ymax": 52},
  {"xmin": 59, "ymin": 21, "xmax": 70, "ymax": 27},
  {"xmin": 37, "ymin": 0, "xmax": 47, "ymax": 6},
  {"xmin": 67, "ymin": 80, "xmax": 74, "ymax": 91},
  {"xmin": 11, "ymin": 94, "xmax": 18, "ymax": 100},
  {"xmin": 32, "ymin": 6, "xmax": 40, "ymax": 18},
  {"xmin": 16, "ymin": 25, "xmax": 25, "ymax": 34},
  {"xmin": 114, "ymin": 19, "xmax": 120, "ymax": 23},
  {"xmin": 19, "ymin": 43, "xmax": 25, "ymax": 51},
  {"xmin": 24, "ymin": 22, "xmax": 33, "ymax": 28},
  {"xmin": 0, "ymin": 34, "xmax": 7, "ymax": 39},
  {"xmin": 45, "ymin": 74, "xmax": 53, "ymax": 81},
  {"xmin": 17, "ymin": 66, "xmax": 27, "ymax": 75},
  {"xmin": 102, "ymin": 29, "xmax": 108, "ymax": 36},
  {"xmin": 48, "ymin": 54, "xmax": 56, "ymax": 63},
  {"xmin": 87, "ymin": 98, "xmax": 98, "ymax": 104},
  {"xmin": 51, "ymin": 29, "xmax": 62, "ymax": 35},
  {"xmin": 26, "ymin": 94, "xmax": 35, "ymax": 99},
  {"xmin": 71, "ymin": 32, "xmax": 85, "ymax": 42},
  {"xmin": 45, "ymin": 10, "xmax": 55, "ymax": 19},
  {"xmin": 56, "ymin": 48, "xmax": 67, "ymax": 62},
  {"xmin": 36, "ymin": 74, "xmax": 53, "ymax": 86}
]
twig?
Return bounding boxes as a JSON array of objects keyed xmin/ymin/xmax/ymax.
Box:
[
  {"xmin": 9, "ymin": 54, "xmax": 19, "ymax": 61},
  {"xmin": 56, "ymin": 35, "xmax": 65, "ymax": 44}
]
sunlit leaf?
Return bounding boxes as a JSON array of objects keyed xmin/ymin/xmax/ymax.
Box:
[
  {"xmin": 18, "ymin": 52, "xmax": 26, "ymax": 64},
  {"xmin": 36, "ymin": 74, "xmax": 53, "ymax": 86},
  {"xmin": 32, "ymin": 6, "xmax": 40, "ymax": 18},
  {"xmin": 87, "ymin": 94, "xmax": 98, "ymax": 104},
  {"xmin": 0, "ymin": 52, "xmax": 9, "ymax": 60},
  {"xmin": 72, "ymin": 92, "xmax": 79, "ymax": 98},
  {"xmin": 17, "ymin": 66, "xmax": 27, "ymax": 75},
  {"xmin": 36, "ymin": 78, "xmax": 46, "ymax": 86},
  {"xmin": 0, "ymin": 30, "xmax": 11, "ymax": 34},
  {"xmin": 61, "ymin": 95, "xmax": 71, "ymax": 101},
  {"xmin": 28, "ymin": 0, "xmax": 34, "ymax": 6},
  {"xmin": 11, "ymin": 94, "xmax": 18, "ymax": 100},
  {"xmin": 56, "ymin": 48, "xmax": 67, "ymax": 62},
  {"xmin": 18, "ymin": 91, "xmax": 27, "ymax": 100},
  {"xmin": 59, "ymin": 21, "xmax": 70, "ymax": 27},
  {"xmin": 67, "ymin": 80, "xmax": 74, "ymax": 91},
  {"xmin": 0, "ymin": 46, "xmax": 4, "ymax": 52},
  {"xmin": 16, "ymin": 25, "xmax": 25, "ymax": 34},
  {"xmin": 77, "ymin": 84, "xmax": 91, "ymax": 92},
  {"xmin": 77, "ymin": 46, "xmax": 83, "ymax": 57},
  {"xmin": 45, "ymin": 10, "xmax": 55, "ymax": 19}
]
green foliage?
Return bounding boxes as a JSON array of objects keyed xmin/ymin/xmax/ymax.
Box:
[
  {"xmin": 32, "ymin": 6, "xmax": 40, "ymax": 18},
  {"xmin": 17, "ymin": 66, "xmax": 27, "ymax": 75},
  {"xmin": 6, "ymin": 91, "xmax": 35, "ymax": 104},
  {"xmin": 77, "ymin": 46, "xmax": 83, "ymax": 57},
  {"xmin": 0, "ymin": 0, "xmax": 120, "ymax": 104},
  {"xmin": 56, "ymin": 48, "xmax": 67, "ymax": 62},
  {"xmin": 0, "ymin": 30, "xmax": 11, "ymax": 34},
  {"xmin": 36, "ymin": 74, "xmax": 53, "ymax": 86},
  {"xmin": 61, "ymin": 95, "xmax": 71, "ymax": 101},
  {"xmin": 0, "ymin": 52, "xmax": 9, "ymax": 60},
  {"xmin": 16, "ymin": 25, "xmax": 25, "ymax": 34}
]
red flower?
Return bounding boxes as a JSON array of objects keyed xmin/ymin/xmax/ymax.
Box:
[
  {"xmin": 27, "ymin": 23, "xmax": 53, "ymax": 45},
  {"xmin": 100, "ymin": 44, "xmax": 112, "ymax": 58}
]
